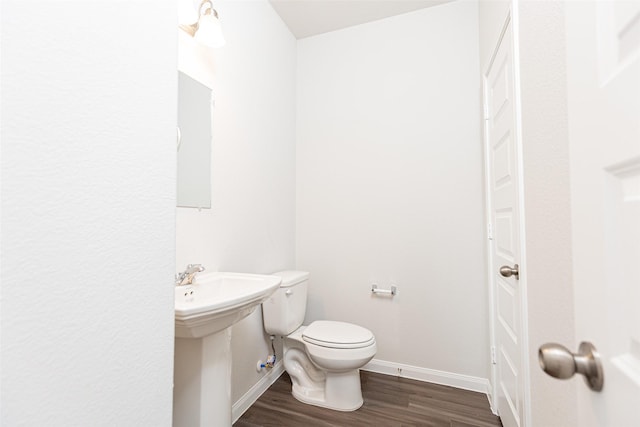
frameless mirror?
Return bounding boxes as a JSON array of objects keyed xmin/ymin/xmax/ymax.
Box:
[{"xmin": 177, "ymin": 71, "xmax": 212, "ymax": 209}]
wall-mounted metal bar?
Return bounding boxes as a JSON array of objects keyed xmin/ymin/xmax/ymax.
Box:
[{"xmin": 371, "ymin": 284, "xmax": 397, "ymax": 296}]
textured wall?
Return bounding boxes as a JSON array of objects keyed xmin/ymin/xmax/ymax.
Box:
[
  {"xmin": 518, "ymin": 2, "xmax": 578, "ymax": 426},
  {"xmin": 296, "ymin": 1, "xmax": 488, "ymax": 380},
  {"xmin": 1, "ymin": 1, "xmax": 176, "ymax": 425}
]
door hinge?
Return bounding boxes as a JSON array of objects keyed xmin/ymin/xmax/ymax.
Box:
[
  {"xmin": 487, "ymin": 222, "xmax": 494, "ymax": 240},
  {"xmin": 491, "ymin": 346, "xmax": 497, "ymax": 364}
]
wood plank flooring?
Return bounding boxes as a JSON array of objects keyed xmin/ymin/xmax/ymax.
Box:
[{"xmin": 234, "ymin": 371, "xmax": 502, "ymax": 427}]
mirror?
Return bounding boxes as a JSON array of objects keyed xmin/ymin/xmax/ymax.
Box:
[{"xmin": 177, "ymin": 71, "xmax": 212, "ymax": 209}]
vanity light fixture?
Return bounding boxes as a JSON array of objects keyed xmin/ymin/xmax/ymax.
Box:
[{"xmin": 180, "ymin": 0, "xmax": 226, "ymax": 48}]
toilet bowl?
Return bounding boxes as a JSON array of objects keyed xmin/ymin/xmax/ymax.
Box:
[
  {"xmin": 262, "ymin": 271, "xmax": 377, "ymax": 411},
  {"xmin": 284, "ymin": 321, "xmax": 376, "ymax": 411}
]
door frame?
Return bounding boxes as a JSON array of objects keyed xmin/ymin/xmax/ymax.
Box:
[{"xmin": 482, "ymin": 4, "xmax": 531, "ymax": 426}]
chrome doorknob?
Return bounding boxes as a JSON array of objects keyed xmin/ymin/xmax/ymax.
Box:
[
  {"xmin": 499, "ymin": 264, "xmax": 519, "ymax": 280},
  {"xmin": 538, "ymin": 341, "xmax": 604, "ymax": 391}
]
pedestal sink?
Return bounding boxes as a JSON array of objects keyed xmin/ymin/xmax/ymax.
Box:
[{"xmin": 173, "ymin": 272, "xmax": 282, "ymax": 427}]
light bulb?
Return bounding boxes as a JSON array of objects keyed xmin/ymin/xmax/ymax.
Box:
[{"xmin": 194, "ymin": 9, "xmax": 226, "ymax": 48}]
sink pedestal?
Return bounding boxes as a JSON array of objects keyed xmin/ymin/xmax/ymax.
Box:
[
  {"xmin": 173, "ymin": 328, "xmax": 233, "ymax": 427},
  {"xmin": 172, "ymin": 272, "xmax": 282, "ymax": 426}
]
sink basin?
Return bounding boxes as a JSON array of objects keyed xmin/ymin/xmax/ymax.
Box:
[{"xmin": 174, "ymin": 272, "xmax": 282, "ymax": 338}]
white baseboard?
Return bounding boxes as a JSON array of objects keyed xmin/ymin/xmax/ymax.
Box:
[
  {"xmin": 362, "ymin": 358, "xmax": 491, "ymax": 395},
  {"xmin": 232, "ymin": 361, "xmax": 285, "ymax": 423}
]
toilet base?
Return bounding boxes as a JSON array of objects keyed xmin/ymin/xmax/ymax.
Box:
[
  {"xmin": 292, "ymin": 369, "xmax": 364, "ymax": 411},
  {"xmin": 283, "ymin": 325, "xmax": 373, "ymax": 412}
]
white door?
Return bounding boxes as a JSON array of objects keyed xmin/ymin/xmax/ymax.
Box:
[
  {"xmin": 484, "ymin": 16, "xmax": 526, "ymax": 427},
  {"xmin": 561, "ymin": 1, "xmax": 640, "ymax": 425}
]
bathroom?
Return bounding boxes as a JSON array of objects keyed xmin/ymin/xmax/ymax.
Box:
[
  {"xmin": 177, "ymin": 0, "xmax": 487, "ymax": 420},
  {"xmin": 2, "ymin": 0, "xmax": 638, "ymax": 426},
  {"xmin": 176, "ymin": 0, "xmax": 490, "ymax": 423}
]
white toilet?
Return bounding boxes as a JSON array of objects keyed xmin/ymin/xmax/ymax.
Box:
[{"xmin": 262, "ymin": 271, "xmax": 376, "ymax": 411}]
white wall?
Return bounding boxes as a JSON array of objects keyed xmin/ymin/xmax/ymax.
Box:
[
  {"xmin": 517, "ymin": 2, "xmax": 577, "ymax": 426},
  {"xmin": 296, "ymin": 1, "xmax": 488, "ymax": 381},
  {"xmin": 175, "ymin": 0, "xmax": 297, "ymax": 406},
  {"xmin": 0, "ymin": 2, "xmax": 176, "ymax": 426}
]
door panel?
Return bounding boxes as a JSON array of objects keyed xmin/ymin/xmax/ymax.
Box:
[
  {"xmin": 565, "ymin": 1, "xmax": 640, "ymax": 425},
  {"xmin": 485, "ymin": 18, "xmax": 524, "ymax": 427}
]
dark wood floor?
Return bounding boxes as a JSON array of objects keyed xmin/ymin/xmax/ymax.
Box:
[{"xmin": 235, "ymin": 371, "xmax": 502, "ymax": 427}]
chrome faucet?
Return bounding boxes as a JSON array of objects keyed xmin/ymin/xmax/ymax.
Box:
[{"xmin": 176, "ymin": 264, "xmax": 205, "ymax": 286}]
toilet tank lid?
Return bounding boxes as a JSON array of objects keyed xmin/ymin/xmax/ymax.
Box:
[{"xmin": 273, "ymin": 270, "xmax": 309, "ymax": 287}]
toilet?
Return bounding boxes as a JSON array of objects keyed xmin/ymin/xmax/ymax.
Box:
[{"xmin": 262, "ymin": 271, "xmax": 376, "ymax": 411}]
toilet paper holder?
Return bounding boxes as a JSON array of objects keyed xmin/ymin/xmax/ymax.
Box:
[{"xmin": 371, "ymin": 284, "xmax": 397, "ymax": 296}]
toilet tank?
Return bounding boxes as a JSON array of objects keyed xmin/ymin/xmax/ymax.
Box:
[{"xmin": 262, "ymin": 270, "xmax": 309, "ymax": 336}]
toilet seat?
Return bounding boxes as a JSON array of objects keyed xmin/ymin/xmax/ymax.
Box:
[{"xmin": 302, "ymin": 320, "xmax": 375, "ymax": 349}]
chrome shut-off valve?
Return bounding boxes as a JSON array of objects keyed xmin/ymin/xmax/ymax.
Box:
[{"xmin": 538, "ymin": 341, "xmax": 604, "ymax": 391}]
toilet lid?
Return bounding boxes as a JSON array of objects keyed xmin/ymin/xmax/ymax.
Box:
[{"xmin": 302, "ymin": 320, "xmax": 375, "ymax": 349}]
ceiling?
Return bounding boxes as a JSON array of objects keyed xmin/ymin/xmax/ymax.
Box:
[{"xmin": 269, "ymin": 0, "xmax": 455, "ymax": 39}]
